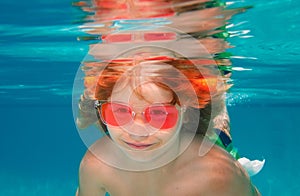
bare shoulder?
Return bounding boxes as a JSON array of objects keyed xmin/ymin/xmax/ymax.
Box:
[
  {"xmin": 182, "ymin": 136, "xmax": 260, "ymax": 196},
  {"xmin": 77, "ymin": 146, "xmax": 108, "ymax": 196},
  {"xmin": 202, "ymin": 151, "xmax": 257, "ymax": 195},
  {"xmin": 80, "ymin": 149, "xmax": 104, "ymax": 177},
  {"xmin": 79, "ymin": 139, "xmax": 115, "ymax": 180}
]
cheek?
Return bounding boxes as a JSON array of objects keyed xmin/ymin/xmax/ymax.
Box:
[
  {"xmin": 154, "ymin": 128, "xmax": 178, "ymax": 141},
  {"xmin": 107, "ymin": 126, "xmax": 125, "ymax": 140}
]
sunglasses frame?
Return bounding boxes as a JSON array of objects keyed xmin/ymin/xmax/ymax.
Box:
[{"xmin": 94, "ymin": 100, "xmax": 179, "ymax": 129}]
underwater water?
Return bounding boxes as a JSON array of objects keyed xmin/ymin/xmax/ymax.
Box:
[{"xmin": 0, "ymin": 0, "xmax": 299, "ymax": 195}]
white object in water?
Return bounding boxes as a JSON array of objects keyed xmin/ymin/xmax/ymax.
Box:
[{"xmin": 238, "ymin": 157, "xmax": 265, "ymax": 177}]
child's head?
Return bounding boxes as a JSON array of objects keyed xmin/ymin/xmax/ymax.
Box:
[
  {"xmin": 76, "ymin": 46, "xmax": 227, "ymax": 138},
  {"xmin": 93, "ymin": 55, "xmax": 225, "ymax": 135},
  {"xmin": 75, "ymin": 48, "xmax": 228, "ymax": 168},
  {"xmin": 95, "ymin": 62, "xmax": 189, "ymax": 135},
  {"xmin": 92, "ymin": 61, "xmax": 201, "ymax": 164}
]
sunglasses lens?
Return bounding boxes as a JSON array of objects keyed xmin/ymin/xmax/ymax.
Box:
[
  {"xmin": 99, "ymin": 102, "xmax": 178, "ymax": 129},
  {"xmin": 145, "ymin": 105, "xmax": 178, "ymax": 129},
  {"xmin": 101, "ymin": 103, "xmax": 132, "ymax": 126}
]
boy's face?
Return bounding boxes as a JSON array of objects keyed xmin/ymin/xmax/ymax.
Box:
[{"xmin": 105, "ymin": 82, "xmax": 183, "ymax": 161}]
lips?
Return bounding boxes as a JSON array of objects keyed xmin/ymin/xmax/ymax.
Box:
[{"xmin": 123, "ymin": 141, "xmax": 155, "ymax": 150}]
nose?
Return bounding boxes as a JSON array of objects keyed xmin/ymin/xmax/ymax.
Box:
[
  {"xmin": 126, "ymin": 121, "xmax": 151, "ymax": 137},
  {"xmin": 123, "ymin": 113, "xmax": 154, "ymax": 137},
  {"xmin": 132, "ymin": 112, "xmax": 146, "ymax": 125}
]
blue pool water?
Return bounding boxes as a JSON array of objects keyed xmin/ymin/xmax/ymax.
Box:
[{"xmin": 0, "ymin": 0, "xmax": 299, "ymax": 195}]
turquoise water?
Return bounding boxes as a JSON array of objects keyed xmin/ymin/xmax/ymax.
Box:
[{"xmin": 0, "ymin": 0, "xmax": 299, "ymax": 195}]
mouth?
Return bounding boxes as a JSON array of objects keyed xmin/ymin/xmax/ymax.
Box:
[{"xmin": 123, "ymin": 141, "xmax": 156, "ymax": 150}]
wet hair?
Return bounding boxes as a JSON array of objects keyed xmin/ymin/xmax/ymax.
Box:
[{"xmin": 95, "ymin": 59, "xmax": 217, "ymax": 107}]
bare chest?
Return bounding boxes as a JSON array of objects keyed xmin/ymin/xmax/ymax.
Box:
[{"xmin": 103, "ymin": 167, "xmax": 204, "ymax": 196}]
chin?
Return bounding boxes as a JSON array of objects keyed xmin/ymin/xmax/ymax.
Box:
[
  {"xmin": 124, "ymin": 150, "xmax": 158, "ymax": 162},
  {"xmin": 120, "ymin": 143, "xmax": 162, "ymax": 162}
]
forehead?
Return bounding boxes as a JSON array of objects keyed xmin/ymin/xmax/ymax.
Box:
[{"xmin": 110, "ymin": 82, "xmax": 174, "ymax": 104}]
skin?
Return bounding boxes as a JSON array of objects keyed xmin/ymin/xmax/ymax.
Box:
[{"xmin": 76, "ymin": 82, "xmax": 260, "ymax": 196}]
